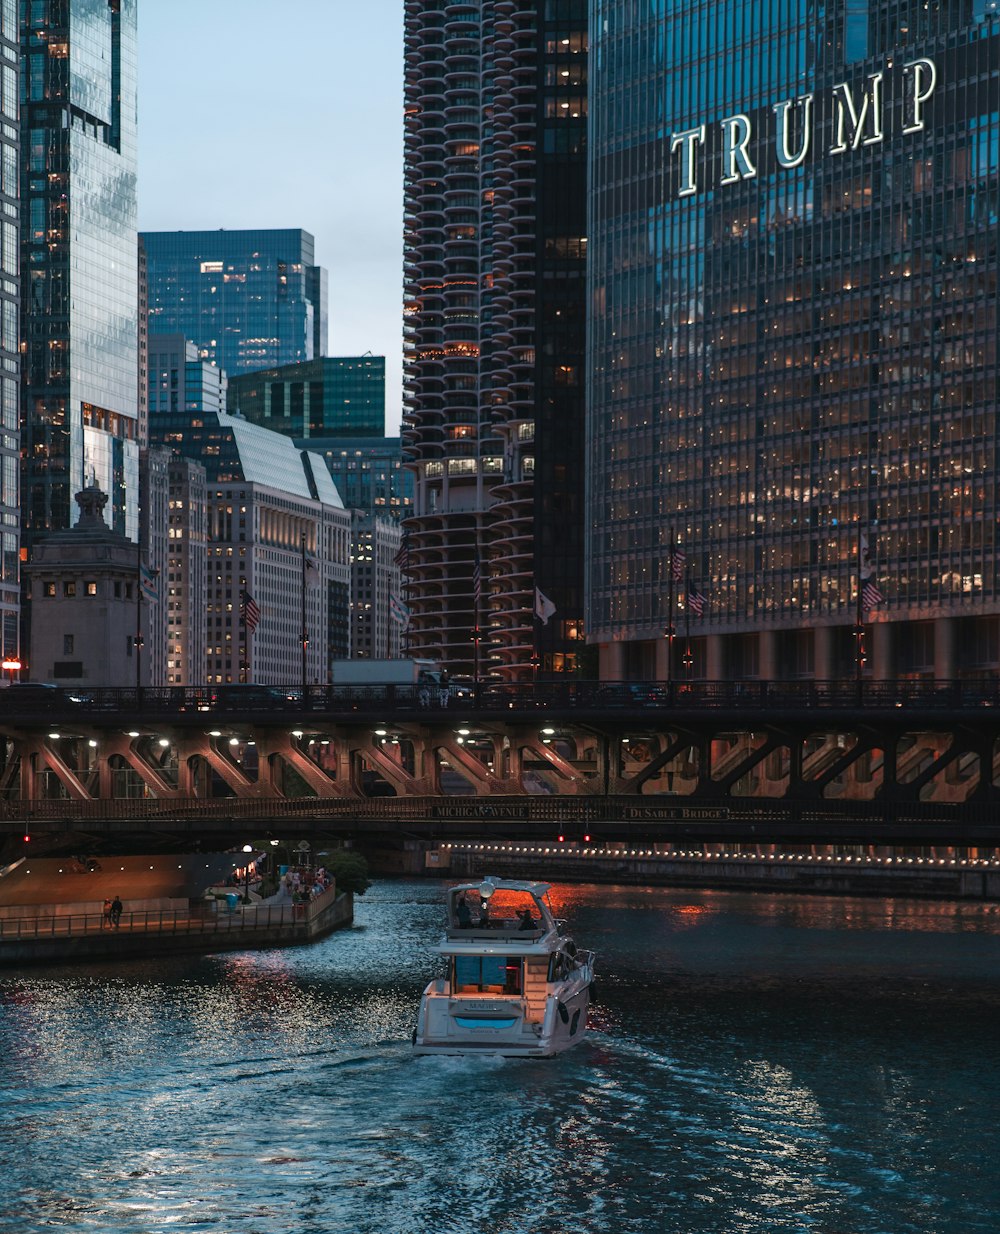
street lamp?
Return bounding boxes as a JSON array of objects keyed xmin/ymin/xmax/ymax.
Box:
[{"xmin": 241, "ymin": 843, "xmax": 253, "ymax": 905}]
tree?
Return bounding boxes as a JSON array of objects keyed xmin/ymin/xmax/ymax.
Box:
[{"xmin": 320, "ymin": 848, "xmax": 370, "ymax": 896}]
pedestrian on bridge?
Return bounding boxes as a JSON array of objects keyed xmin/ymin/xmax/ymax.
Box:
[
  {"xmin": 110, "ymin": 896, "xmax": 123, "ymax": 928},
  {"xmin": 102, "ymin": 899, "xmax": 112, "ymax": 929}
]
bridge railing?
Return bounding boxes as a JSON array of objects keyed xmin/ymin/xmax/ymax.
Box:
[{"xmin": 0, "ymin": 678, "xmax": 998, "ymax": 718}]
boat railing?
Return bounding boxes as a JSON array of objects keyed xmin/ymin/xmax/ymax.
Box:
[{"xmin": 446, "ymin": 922, "xmax": 545, "ymax": 941}]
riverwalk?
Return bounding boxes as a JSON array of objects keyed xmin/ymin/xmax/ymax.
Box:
[
  {"xmin": 434, "ymin": 841, "xmax": 1000, "ymax": 900},
  {"xmin": 0, "ymin": 885, "xmax": 353, "ymax": 966}
]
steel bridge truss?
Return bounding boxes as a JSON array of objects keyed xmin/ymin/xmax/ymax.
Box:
[{"xmin": 2, "ymin": 708, "xmax": 999, "ymax": 812}]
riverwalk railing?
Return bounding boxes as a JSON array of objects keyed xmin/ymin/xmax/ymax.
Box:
[{"xmin": 0, "ymin": 902, "xmax": 307, "ymax": 941}]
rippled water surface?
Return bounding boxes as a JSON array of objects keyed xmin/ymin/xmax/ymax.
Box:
[{"xmin": 2, "ymin": 881, "xmax": 1000, "ymax": 1233}]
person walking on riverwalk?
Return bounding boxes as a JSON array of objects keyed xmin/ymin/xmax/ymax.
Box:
[
  {"xmin": 110, "ymin": 896, "xmax": 123, "ymax": 928},
  {"xmin": 102, "ymin": 898, "xmax": 112, "ymax": 929}
]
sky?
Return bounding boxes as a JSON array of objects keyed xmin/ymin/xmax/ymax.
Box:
[{"xmin": 137, "ymin": 0, "xmax": 405, "ymax": 434}]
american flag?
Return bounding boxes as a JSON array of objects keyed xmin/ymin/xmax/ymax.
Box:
[
  {"xmin": 241, "ymin": 591, "xmax": 261, "ymax": 633},
  {"xmin": 861, "ymin": 579, "xmax": 883, "ymax": 612},
  {"xmin": 670, "ymin": 548, "xmax": 687, "ymax": 582},
  {"xmin": 687, "ymin": 587, "xmax": 708, "ymax": 617}
]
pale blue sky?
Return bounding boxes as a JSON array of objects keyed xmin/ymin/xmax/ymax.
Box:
[{"xmin": 137, "ymin": 0, "xmax": 405, "ymax": 433}]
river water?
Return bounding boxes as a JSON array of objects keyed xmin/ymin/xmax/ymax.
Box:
[{"xmin": 1, "ymin": 879, "xmax": 999, "ymax": 1234}]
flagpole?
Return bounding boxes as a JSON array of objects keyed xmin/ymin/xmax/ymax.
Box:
[
  {"xmin": 684, "ymin": 564, "xmax": 692, "ymax": 681},
  {"xmin": 135, "ymin": 540, "xmax": 143, "ymax": 693},
  {"xmin": 240, "ymin": 588, "xmax": 248, "ymax": 684},
  {"xmin": 472, "ymin": 555, "xmax": 480, "ymax": 698},
  {"xmin": 665, "ymin": 528, "xmax": 675, "ymax": 685},
  {"xmin": 855, "ymin": 526, "xmax": 865, "ymax": 693},
  {"xmin": 300, "ymin": 532, "xmax": 308, "ymax": 694},
  {"xmin": 400, "ymin": 531, "xmax": 410, "ymax": 656}
]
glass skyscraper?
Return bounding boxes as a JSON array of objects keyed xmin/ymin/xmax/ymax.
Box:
[
  {"xmin": 148, "ymin": 333, "xmax": 228, "ymax": 418},
  {"xmin": 20, "ymin": 0, "xmax": 139, "ymax": 546},
  {"xmin": 402, "ymin": 0, "xmax": 588, "ymax": 680},
  {"xmin": 227, "ymin": 355, "xmax": 385, "ymax": 437},
  {"xmin": 141, "ymin": 228, "xmax": 329, "ymax": 379},
  {"xmin": 589, "ymin": 0, "xmax": 1000, "ymax": 683},
  {"xmin": 0, "ymin": 1, "xmax": 17, "ymax": 669}
]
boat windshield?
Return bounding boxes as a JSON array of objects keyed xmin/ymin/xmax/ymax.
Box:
[
  {"xmin": 451, "ymin": 887, "xmax": 543, "ymax": 931},
  {"xmin": 453, "ymin": 955, "xmax": 523, "ymax": 995}
]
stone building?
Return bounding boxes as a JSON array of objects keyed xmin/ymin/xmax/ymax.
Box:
[{"xmin": 24, "ymin": 486, "xmax": 152, "ymax": 687}]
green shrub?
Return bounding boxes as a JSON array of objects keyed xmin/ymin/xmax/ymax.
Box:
[{"xmin": 320, "ymin": 849, "xmax": 371, "ymax": 896}]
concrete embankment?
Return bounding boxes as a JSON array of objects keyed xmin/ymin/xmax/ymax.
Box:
[
  {"xmin": 0, "ymin": 890, "xmax": 353, "ymax": 967},
  {"xmin": 421, "ymin": 846, "xmax": 1000, "ymax": 901}
]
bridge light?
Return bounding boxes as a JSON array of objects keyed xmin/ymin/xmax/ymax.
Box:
[
  {"xmin": 209, "ymin": 730, "xmax": 222, "ymax": 738},
  {"xmin": 48, "ymin": 732, "xmax": 60, "ymax": 740},
  {"xmin": 88, "ymin": 739, "xmax": 97, "ymax": 748},
  {"xmin": 158, "ymin": 738, "xmax": 170, "ymax": 748},
  {"xmin": 292, "ymin": 730, "xmax": 303, "ymax": 739},
  {"xmin": 127, "ymin": 731, "xmax": 140, "ymax": 738},
  {"xmin": 542, "ymin": 727, "xmax": 555, "ymax": 735},
  {"xmin": 375, "ymin": 728, "xmax": 387, "ymax": 736}
]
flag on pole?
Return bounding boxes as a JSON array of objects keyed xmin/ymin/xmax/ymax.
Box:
[
  {"xmin": 859, "ymin": 531, "xmax": 872, "ymax": 576},
  {"xmin": 472, "ymin": 554, "xmax": 482, "ymax": 607},
  {"xmin": 390, "ymin": 593, "xmax": 410, "ymax": 626},
  {"xmin": 687, "ymin": 587, "xmax": 708, "ymax": 618},
  {"xmin": 670, "ymin": 549, "xmax": 687, "ymax": 582},
  {"xmin": 534, "ymin": 588, "xmax": 556, "ymax": 625},
  {"xmin": 241, "ymin": 591, "xmax": 261, "ymax": 633},
  {"xmin": 139, "ymin": 564, "xmax": 158, "ymax": 603},
  {"xmin": 861, "ymin": 579, "xmax": 883, "ymax": 612},
  {"xmin": 304, "ymin": 554, "xmax": 320, "ymax": 585}
]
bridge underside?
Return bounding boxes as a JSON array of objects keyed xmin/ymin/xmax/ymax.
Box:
[{"xmin": 2, "ymin": 706, "xmax": 1000, "ymax": 856}]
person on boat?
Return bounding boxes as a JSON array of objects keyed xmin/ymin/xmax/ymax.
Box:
[
  {"xmin": 455, "ymin": 897, "xmax": 472, "ymax": 928},
  {"xmin": 518, "ymin": 907, "xmax": 536, "ymax": 931}
]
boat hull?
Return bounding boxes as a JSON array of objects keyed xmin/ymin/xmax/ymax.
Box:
[{"xmin": 413, "ymin": 980, "xmax": 591, "ymax": 1058}]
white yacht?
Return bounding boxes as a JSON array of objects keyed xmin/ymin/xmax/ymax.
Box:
[{"xmin": 413, "ymin": 876, "xmax": 595, "ymax": 1057}]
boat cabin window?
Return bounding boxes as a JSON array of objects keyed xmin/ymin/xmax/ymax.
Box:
[{"xmin": 453, "ymin": 955, "xmax": 523, "ymax": 995}]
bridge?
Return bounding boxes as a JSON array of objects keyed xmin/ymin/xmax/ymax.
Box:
[{"xmin": 2, "ymin": 679, "xmax": 1000, "ymax": 858}]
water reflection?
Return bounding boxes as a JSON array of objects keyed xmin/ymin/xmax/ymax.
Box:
[{"xmin": 0, "ymin": 881, "xmax": 998, "ymax": 1233}]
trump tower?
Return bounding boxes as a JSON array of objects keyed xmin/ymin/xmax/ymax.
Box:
[{"xmin": 587, "ymin": 1, "xmax": 1000, "ymax": 684}]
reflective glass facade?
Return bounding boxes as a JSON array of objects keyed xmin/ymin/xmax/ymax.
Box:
[
  {"xmin": 148, "ymin": 333, "xmax": 228, "ymax": 417},
  {"xmin": 0, "ymin": 0, "xmax": 18, "ymax": 668},
  {"xmin": 308, "ymin": 436, "xmax": 412, "ymax": 523},
  {"xmin": 21, "ymin": 0, "xmax": 139, "ymax": 546},
  {"xmin": 589, "ymin": 0, "xmax": 1000, "ymax": 681},
  {"xmin": 141, "ymin": 229, "xmax": 328, "ymax": 379},
  {"xmin": 228, "ymin": 355, "xmax": 385, "ymax": 437}
]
